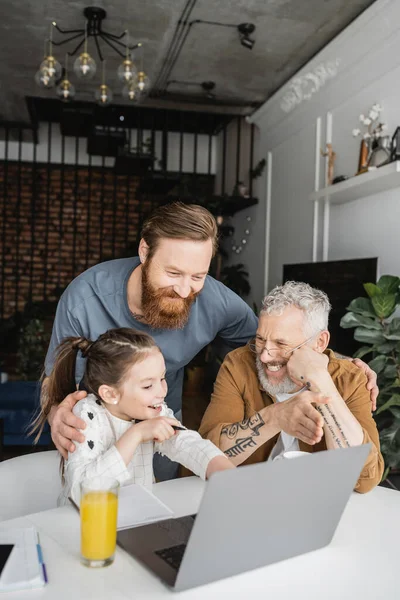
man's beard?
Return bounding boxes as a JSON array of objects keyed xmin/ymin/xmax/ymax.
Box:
[
  {"xmin": 140, "ymin": 262, "xmax": 199, "ymax": 330},
  {"xmin": 255, "ymin": 355, "xmax": 297, "ymax": 396}
]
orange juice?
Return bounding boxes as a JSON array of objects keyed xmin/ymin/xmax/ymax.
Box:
[{"xmin": 81, "ymin": 491, "xmax": 118, "ymax": 561}]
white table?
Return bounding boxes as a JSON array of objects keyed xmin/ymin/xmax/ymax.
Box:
[{"xmin": 1, "ymin": 478, "xmax": 399, "ymax": 599}]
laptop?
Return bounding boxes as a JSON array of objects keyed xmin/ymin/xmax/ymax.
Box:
[{"xmin": 117, "ymin": 444, "xmax": 370, "ymax": 592}]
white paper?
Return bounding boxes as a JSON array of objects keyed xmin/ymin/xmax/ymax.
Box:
[
  {"xmin": 117, "ymin": 484, "xmax": 174, "ymax": 530},
  {"xmin": 0, "ymin": 527, "xmax": 45, "ymax": 592}
]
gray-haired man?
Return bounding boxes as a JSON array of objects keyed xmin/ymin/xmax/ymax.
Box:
[{"xmin": 199, "ymin": 281, "xmax": 383, "ymax": 493}]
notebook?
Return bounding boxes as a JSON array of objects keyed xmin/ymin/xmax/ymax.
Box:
[
  {"xmin": 68, "ymin": 483, "xmax": 174, "ymax": 530},
  {"xmin": 117, "ymin": 484, "xmax": 174, "ymax": 530},
  {"xmin": 0, "ymin": 527, "xmax": 46, "ymax": 592}
]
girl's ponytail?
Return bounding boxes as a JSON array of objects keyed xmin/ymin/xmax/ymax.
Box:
[{"xmin": 30, "ymin": 336, "xmax": 92, "ymax": 442}]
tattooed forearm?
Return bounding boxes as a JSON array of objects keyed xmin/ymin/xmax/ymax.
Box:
[
  {"xmin": 316, "ymin": 404, "xmax": 350, "ymax": 448},
  {"xmin": 324, "ymin": 403, "xmax": 351, "ymax": 447},
  {"xmin": 225, "ymin": 436, "xmax": 258, "ymax": 457},
  {"xmin": 222, "ymin": 413, "xmax": 265, "ymax": 457},
  {"xmin": 221, "ymin": 413, "xmax": 264, "ymax": 439}
]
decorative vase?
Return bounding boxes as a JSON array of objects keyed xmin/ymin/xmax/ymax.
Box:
[
  {"xmin": 357, "ymin": 139, "xmax": 372, "ymax": 174},
  {"xmin": 367, "ymin": 136, "xmax": 391, "ymax": 168}
]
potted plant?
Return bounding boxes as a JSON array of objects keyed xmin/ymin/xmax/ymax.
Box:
[{"xmin": 340, "ymin": 274, "xmax": 400, "ymax": 479}]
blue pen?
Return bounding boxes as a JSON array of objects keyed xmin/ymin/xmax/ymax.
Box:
[{"xmin": 36, "ymin": 533, "xmax": 48, "ymax": 584}]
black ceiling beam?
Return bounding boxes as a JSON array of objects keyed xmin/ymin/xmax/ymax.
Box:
[{"xmin": 25, "ymin": 97, "xmax": 238, "ymax": 136}]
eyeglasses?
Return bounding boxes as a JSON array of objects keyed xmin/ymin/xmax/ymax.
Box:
[{"xmin": 248, "ymin": 332, "xmax": 320, "ymax": 357}]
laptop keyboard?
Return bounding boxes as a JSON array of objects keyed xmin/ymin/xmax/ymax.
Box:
[{"xmin": 155, "ymin": 543, "xmax": 187, "ymax": 571}]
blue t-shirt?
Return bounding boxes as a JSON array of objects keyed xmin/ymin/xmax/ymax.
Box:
[{"xmin": 45, "ymin": 257, "xmax": 258, "ymax": 414}]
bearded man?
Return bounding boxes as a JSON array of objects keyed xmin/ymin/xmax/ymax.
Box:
[
  {"xmin": 42, "ymin": 202, "xmax": 258, "ymax": 480},
  {"xmin": 199, "ymin": 281, "xmax": 383, "ymax": 493}
]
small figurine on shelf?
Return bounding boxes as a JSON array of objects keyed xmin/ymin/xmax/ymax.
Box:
[
  {"xmin": 321, "ymin": 143, "xmax": 336, "ymax": 186},
  {"xmin": 232, "ymin": 181, "xmax": 250, "ymax": 198}
]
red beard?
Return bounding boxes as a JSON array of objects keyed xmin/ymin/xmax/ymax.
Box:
[{"xmin": 141, "ymin": 262, "xmax": 199, "ymax": 329}]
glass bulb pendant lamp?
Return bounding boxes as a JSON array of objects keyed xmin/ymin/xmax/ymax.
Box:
[
  {"xmin": 56, "ymin": 78, "xmax": 76, "ymax": 101},
  {"xmin": 40, "ymin": 55, "xmax": 62, "ymax": 79},
  {"xmin": 95, "ymin": 61, "xmax": 112, "ymax": 106},
  {"xmin": 122, "ymin": 82, "xmax": 138, "ymax": 101},
  {"xmin": 137, "ymin": 71, "xmax": 149, "ymax": 92},
  {"xmin": 117, "ymin": 58, "xmax": 137, "ymax": 83},
  {"xmin": 95, "ymin": 83, "xmax": 112, "ymax": 105},
  {"xmin": 34, "ymin": 67, "xmax": 55, "ymax": 88},
  {"xmin": 73, "ymin": 25, "xmax": 96, "ymax": 79}
]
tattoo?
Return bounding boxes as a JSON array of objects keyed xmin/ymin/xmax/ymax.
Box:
[
  {"xmin": 316, "ymin": 404, "xmax": 350, "ymax": 448},
  {"xmin": 222, "ymin": 413, "xmax": 265, "ymax": 457},
  {"xmin": 324, "ymin": 404, "xmax": 351, "ymax": 447},
  {"xmin": 225, "ymin": 437, "xmax": 257, "ymax": 457}
]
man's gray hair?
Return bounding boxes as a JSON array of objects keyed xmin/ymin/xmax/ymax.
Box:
[{"xmin": 260, "ymin": 281, "xmax": 331, "ymax": 335}]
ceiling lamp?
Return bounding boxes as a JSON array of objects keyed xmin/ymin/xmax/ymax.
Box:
[
  {"xmin": 122, "ymin": 82, "xmax": 138, "ymax": 102},
  {"xmin": 34, "ymin": 30, "xmax": 62, "ymax": 89},
  {"xmin": 34, "ymin": 67, "xmax": 55, "ymax": 89},
  {"xmin": 35, "ymin": 7, "xmax": 148, "ymax": 104},
  {"xmin": 135, "ymin": 44, "xmax": 149, "ymax": 93},
  {"xmin": 95, "ymin": 61, "xmax": 113, "ymax": 106},
  {"xmin": 56, "ymin": 55, "xmax": 76, "ymax": 101},
  {"xmin": 73, "ymin": 30, "xmax": 97, "ymax": 79},
  {"xmin": 137, "ymin": 71, "xmax": 149, "ymax": 93},
  {"xmin": 117, "ymin": 58, "xmax": 137, "ymax": 83},
  {"xmin": 40, "ymin": 55, "xmax": 62, "ymax": 80},
  {"xmin": 117, "ymin": 33, "xmax": 138, "ymax": 84}
]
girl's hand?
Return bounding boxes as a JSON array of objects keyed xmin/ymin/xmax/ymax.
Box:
[
  {"xmin": 206, "ymin": 455, "xmax": 235, "ymax": 479},
  {"xmin": 134, "ymin": 417, "xmax": 181, "ymax": 444}
]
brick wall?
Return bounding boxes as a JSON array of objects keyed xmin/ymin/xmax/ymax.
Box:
[{"xmin": 0, "ymin": 161, "xmax": 147, "ymax": 320}]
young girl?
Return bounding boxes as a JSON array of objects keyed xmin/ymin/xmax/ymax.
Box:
[{"xmin": 35, "ymin": 328, "xmax": 234, "ymax": 505}]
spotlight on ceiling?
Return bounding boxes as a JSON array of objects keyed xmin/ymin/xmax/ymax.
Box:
[
  {"xmin": 237, "ymin": 23, "xmax": 255, "ymax": 49},
  {"xmin": 201, "ymin": 81, "xmax": 216, "ymax": 99}
]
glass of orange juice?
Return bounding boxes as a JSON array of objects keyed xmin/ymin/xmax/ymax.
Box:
[{"xmin": 80, "ymin": 476, "xmax": 119, "ymax": 568}]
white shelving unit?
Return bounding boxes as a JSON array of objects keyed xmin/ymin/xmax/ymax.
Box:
[
  {"xmin": 311, "ymin": 161, "xmax": 400, "ymax": 261},
  {"xmin": 311, "ymin": 161, "xmax": 400, "ymax": 205}
]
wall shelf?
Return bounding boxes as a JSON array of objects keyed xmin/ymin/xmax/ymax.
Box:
[{"xmin": 310, "ymin": 161, "xmax": 400, "ymax": 205}]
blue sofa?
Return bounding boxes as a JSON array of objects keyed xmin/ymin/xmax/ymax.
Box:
[{"xmin": 0, "ymin": 381, "xmax": 51, "ymax": 447}]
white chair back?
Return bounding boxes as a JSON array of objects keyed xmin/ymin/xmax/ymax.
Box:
[{"xmin": 0, "ymin": 450, "xmax": 62, "ymax": 521}]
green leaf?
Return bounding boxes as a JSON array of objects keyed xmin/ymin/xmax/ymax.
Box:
[
  {"xmin": 379, "ymin": 379, "xmax": 400, "ymax": 395},
  {"xmin": 376, "ymin": 341, "xmax": 398, "ymax": 353},
  {"xmin": 383, "ymin": 364, "xmax": 398, "ymax": 379},
  {"xmin": 386, "ymin": 319, "xmax": 400, "ymax": 339},
  {"xmin": 371, "ymin": 294, "xmax": 397, "ymax": 318},
  {"xmin": 381, "ymin": 466, "xmax": 390, "ymax": 482},
  {"xmin": 364, "ymin": 283, "xmax": 382, "ymax": 298},
  {"xmin": 353, "ymin": 346, "xmax": 374, "ymax": 359},
  {"xmin": 377, "ymin": 275, "xmax": 400, "ymax": 295},
  {"xmin": 346, "ymin": 297, "xmax": 375, "ymax": 317},
  {"xmin": 379, "ymin": 418, "xmax": 400, "ymax": 468},
  {"xmin": 368, "ymin": 355, "xmax": 388, "ymax": 374},
  {"xmin": 388, "ymin": 407, "xmax": 400, "ymax": 419},
  {"xmin": 354, "ymin": 327, "xmax": 385, "ymax": 344},
  {"xmin": 340, "ymin": 312, "xmax": 381, "ymax": 330},
  {"xmin": 376, "ymin": 394, "xmax": 400, "ymax": 415},
  {"xmin": 384, "ymin": 333, "xmax": 400, "ymax": 341}
]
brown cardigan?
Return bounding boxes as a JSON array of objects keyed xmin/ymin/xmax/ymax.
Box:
[{"xmin": 199, "ymin": 346, "xmax": 384, "ymax": 493}]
